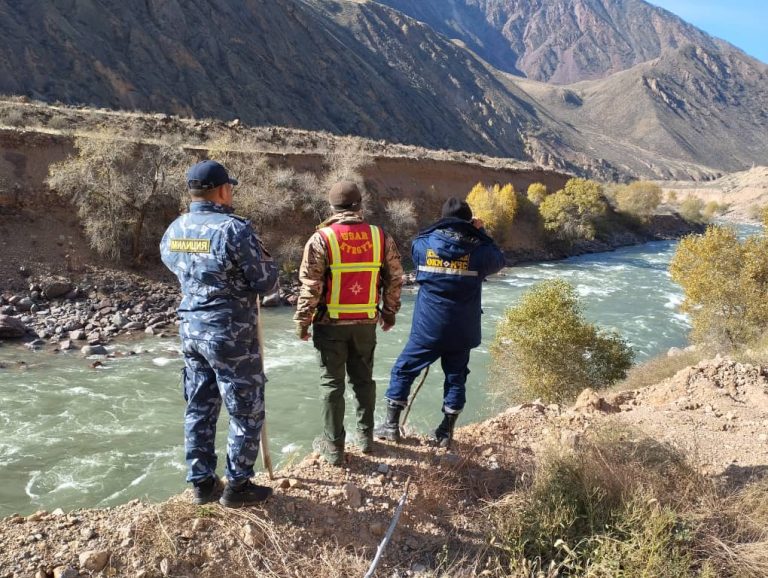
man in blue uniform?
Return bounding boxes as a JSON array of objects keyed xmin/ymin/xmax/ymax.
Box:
[
  {"xmin": 160, "ymin": 160, "xmax": 278, "ymax": 508},
  {"xmin": 375, "ymin": 198, "xmax": 505, "ymax": 448}
]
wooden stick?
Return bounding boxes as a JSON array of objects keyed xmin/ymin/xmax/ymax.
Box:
[
  {"xmin": 400, "ymin": 366, "xmax": 430, "ymax": 433},
  {"xmin": 256, "ymin": 298, "xmax": 274, "ymax": 480}
]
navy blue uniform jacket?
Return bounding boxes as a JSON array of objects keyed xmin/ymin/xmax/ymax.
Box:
[{"xmin": 409, "ymin": 218, "xmax": 506, "ymax": 351}]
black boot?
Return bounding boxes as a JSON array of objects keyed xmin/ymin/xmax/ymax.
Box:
[
  {"xmin": 219, "ymin": 480, "xmax": 273, "ymax": 508},
  {"xmin": 374, "ymin": 401, "xmax": 404, "ymax": 443},
  {"xmin": 431, "ymin": 412, "xmax": 459, "ymax": 449}
]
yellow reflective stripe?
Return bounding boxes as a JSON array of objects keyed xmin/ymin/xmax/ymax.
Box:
[
  {"xmin": 322, "ymin": 227, "xmax": 343, "ymax": 310},
  {"xmin": 329, "ymin": 263, "xmax": 380, "ymax": 271},
  {"xmin": 369, "ymin": 225, "xmax": 382, "ymax": 308},
  {"xmin": 328, "ymin": 304, "xmax": 379, "ymax": 311}
]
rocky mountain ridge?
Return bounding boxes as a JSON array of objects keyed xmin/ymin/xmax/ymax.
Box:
[{"xmin": 0, "ymin": 0, "xmax": 765, "ymax": 179}]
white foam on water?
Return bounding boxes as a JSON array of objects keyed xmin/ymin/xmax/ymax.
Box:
[
  {"xmin": 129, "ymin": 473, "xmax": 148, "ymax": 487},
  {"xmin": 25, "ymin": 471, "xmax": 41, "ymax": 499},
  {"xmin": 152, "ymin": 357, "xmax": 176, "ymax": 367},
  {"xmin": 281, "ymin": 443, "xmax": 301, "ymax": 454}
]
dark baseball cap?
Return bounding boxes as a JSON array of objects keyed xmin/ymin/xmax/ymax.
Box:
[{"xmin": 186, "ymin": 160, "xmax": 238, "ymax": 191}]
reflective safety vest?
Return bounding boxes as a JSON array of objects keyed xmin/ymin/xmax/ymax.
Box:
[{"xmin": 317, "ymin": 223, "xmax": 385, "ymax": 320}]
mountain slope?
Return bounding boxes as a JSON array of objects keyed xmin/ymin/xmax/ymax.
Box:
[
  {"xmin": 508, "ymin": 43, "xmax": 768, "ymax": 176},
  {"xmin": 0, "ymin": 0, "xmax": 765, "ymax": 179},
  {"xmin": 375, "ymin": 0, "xmax": 729, "ymax": 83},
  {"xmin": 0, "ymin": 0, "xmax": 540, "ymax": 157}
]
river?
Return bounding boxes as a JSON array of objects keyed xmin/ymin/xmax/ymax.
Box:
[{"xmin": 0, "ymin": 231, "xmax": 752, "ymax": 517}]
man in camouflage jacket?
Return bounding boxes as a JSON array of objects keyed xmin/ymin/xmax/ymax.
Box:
[
  {"xmin": 295, "ymin": 181, "xmax": 403, "ymax": 465},
  {"xmin": 160, "ymin": 160, "xmax": 278, "ymax": 508}
]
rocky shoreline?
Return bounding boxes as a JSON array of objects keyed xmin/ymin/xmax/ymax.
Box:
[{"xmin": 0, "ymin": 212, "xmax": 703, "ymax": 355}]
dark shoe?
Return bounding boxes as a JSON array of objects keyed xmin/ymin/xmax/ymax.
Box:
[
  {"xmin": 219, "ymin": 480, "xmax": 273, "ymax": 508},
  {"xmin": 354, "ymin": 431, "xmax": 374, "ymax": 454},
  {"xmin": 313, "ymin": 437, "xmax": 344, "ymax": 466},
  {"xmin": 374, "ymin": 401, "xmax": 404, "ymax": 443},
  {"xmin": 430, "ymin": 412, "xmax": 459, "ymax": 449},
  {"xmin": 193, "ymin": 477, "xmax": 224, "ymax": 505}
]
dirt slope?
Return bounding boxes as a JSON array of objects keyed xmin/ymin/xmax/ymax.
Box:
[{"xmin": 1, "ymin": 357, "xmax": 766, "ymax": 577}]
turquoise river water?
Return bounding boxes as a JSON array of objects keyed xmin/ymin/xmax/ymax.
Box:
[{"xmin": 0, "ymin": 230, "xmax": 756, "ymax": 517}]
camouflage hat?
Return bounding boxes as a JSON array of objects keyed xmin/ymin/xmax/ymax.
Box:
[{"xmin": 329, "ymin": 181, "xmax": 362, "ymax": 209}]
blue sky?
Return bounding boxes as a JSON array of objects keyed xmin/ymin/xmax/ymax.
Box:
[{"xmin": 648, "ymin": 0, "xmax": 767, "ymax": 63}]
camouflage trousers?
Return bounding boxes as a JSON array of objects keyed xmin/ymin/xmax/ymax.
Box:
[
  {"xmin": 313, "ymin": 324, "xmax": 377, "ymax": 449},
  {"xmin": 181, "ymin": 337, "xmax": 265, "ymax": 485}
]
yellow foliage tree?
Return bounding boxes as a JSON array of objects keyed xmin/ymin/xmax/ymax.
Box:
[
  {"xmin": 466, "ymin": 182, "xmax": 518, "ymax": 248},
  {"xmin": 527, "ymin": 182, "xmax": 547, "ymax": 205},
  {"xmin": 669, "ymin": 226, "xmax": 768, "ymax": 349}
]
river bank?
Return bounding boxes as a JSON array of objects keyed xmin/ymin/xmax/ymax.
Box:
[
  {"xmin": 1, "ymin": 356, "xmax": 766, "ymax": 578},
  {"xmin": 0, "ymin": 208, "xmax": 704, "ymax": 354}
]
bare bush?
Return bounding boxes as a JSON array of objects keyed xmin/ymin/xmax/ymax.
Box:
[
  {"xmin": 47, "ymin": 134, "xmax": 190, "ymax": 263},
  {"xmin": 383, "ymin": 198, "xmax": 418, "ymax": 254}
]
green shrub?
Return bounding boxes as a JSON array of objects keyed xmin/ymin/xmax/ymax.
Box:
[
  {"xmin": 490, "ymin": 431, "xmax": 703, "ymax": 577},
  {"xmin": 491, "ymin": 279, "xmax": 633, "ymax": 404},
  {"xmin": 539, "ymin": 178, "xmax": 609, "ymax": 242}
]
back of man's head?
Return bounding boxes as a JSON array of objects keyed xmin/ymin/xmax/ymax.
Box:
[
  {"xmin": 187, "ymin": 160, "xmax": 238, "ymax": 198},
  {"xmin": 329, "ymin": 181, "xmax": 362, "ymax": 212},
  {"xmin": 441, "ymin": 197, "xmax": 473, "ymax": 221}
]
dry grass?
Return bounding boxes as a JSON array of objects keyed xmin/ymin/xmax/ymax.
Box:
[
  {"xmin": 614, "ymin": 349, "xmax": 707, "ymax": 392},
  {"xmin": 485, "ymin": 428, "xmax": 768, "ymax": 577}
]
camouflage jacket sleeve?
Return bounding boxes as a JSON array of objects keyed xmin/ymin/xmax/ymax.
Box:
[
  {"xmin": 293, "ymin": 231, "xmax": 328, "ymax": 327},
  {"xmin": 231, "ymin": 222, "xmax": 279, "ymax": 295},
  {"xmin": 379, "ymin": 232, "xmax": 404, "ymax": 320}
]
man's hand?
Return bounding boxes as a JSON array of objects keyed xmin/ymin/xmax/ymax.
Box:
[
  {"xmin": 296, "ymin": 324, "xmax": 311, "ymax": 341},
  {"xmin": 471, "ymin": 217, "xmax": 485, "ymax": 230},
  {"xmin": 379, "ymin": 313, "xmax": 396, "ymax": 332}
]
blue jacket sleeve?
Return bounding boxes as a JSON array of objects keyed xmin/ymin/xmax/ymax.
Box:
[
  {"xmin": 230, "ymin": 222, "xmax": 279, "ymax": 294},
  {"xmin": 477, "ymin": 233, "xmax": 506, "ymax": 279}
]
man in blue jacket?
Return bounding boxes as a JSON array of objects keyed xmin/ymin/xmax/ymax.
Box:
[
  {"xmin": 160, "ymin": 160, "xmax": 278, "ymax": 508},
  {"xmin": 375, "ymin": 198, "xmax": 506, "ymax": 448}
]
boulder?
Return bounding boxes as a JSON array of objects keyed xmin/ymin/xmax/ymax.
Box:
[
  {"xmin": 342, "ymin": 482, "xmax": 362, "ymax": 508},
  {"xmin": 53, "ymin": 566, "xmax": 79, "ymax": 578},
  {"xmin": 81, "ymin": 345, "xmax": 108, "ymax": 356},
  {"xmin": 69, "ymin": 329, "xmax": 86, "ymax": 341},
  {"xmin": 0, "ymin": 315, "xmax": 28, "ymax": 338},
  {"xmin": 262, "ymin": 290, "xmax": 281, "ymax": 308},
  {"xmin": 43, "ymin": 280, "xmax": 74, "ymax": 300},
  {"xmin": 16, "ymin": 297, "xmax": 34, "ymax": 311},
  {"xmin": 78, "ymin": 549, "xmax": 110, "ymax": 572}
]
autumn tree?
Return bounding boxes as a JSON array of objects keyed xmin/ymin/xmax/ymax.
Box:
[
  {"xmin": 670, "ymin": 226, "xmax": 768, "ymax": 349},
  {"xmin": 47, "ymin": 134, "xmax": 190, "ymax": 264},
  {"xmin": 466, "ymin": 182, "xmax": 518, "ymax": 248},
  {"xmin": 491, "ymin": 280, "xmax": 633, "ymax": 404},
  {"xmin": 615, "ymin": 181, "xmax": 663, "ymax": 218},
  {"xmin": 527, "ymin": 182, "xmax": 548, "ymax": 205},
  {"xmin": 539, "ymin": 178, "xmax": 609, "ymax": 242}
]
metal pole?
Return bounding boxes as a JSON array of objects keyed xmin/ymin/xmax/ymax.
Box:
[{"xmin": 364, "ymin": 476, "xmax": 412, "ymax": 578}]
